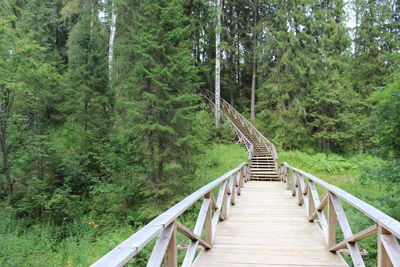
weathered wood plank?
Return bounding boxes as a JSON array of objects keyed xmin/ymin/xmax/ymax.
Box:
[
  {"xmin": 330, "ymin": 224, "xmax": 378, "ymax": 252},
  {"xmin": 176, "ymin": 221, "xmax": 211, "ymax": 250}
]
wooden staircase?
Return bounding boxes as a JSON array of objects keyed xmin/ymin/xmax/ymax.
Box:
[
  {"xmin": 202, "ymin": 91, "xmax": 279, "ymax": 181},
  {"xmin": 250, "ymin": 155, "xmax": 279, "ymax": 180}
]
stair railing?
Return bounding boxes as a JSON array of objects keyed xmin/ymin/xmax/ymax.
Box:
[
  {"xmin": 201, "ymin": 91, "xmax": 254, "ymax": 157},
  {"xmin": 91, "ymin": 162, "xmax": 250, "ymax": 267},
  {"xmin": 201, "ymin": 89, "xmax": 278, "ymax": 169},
  {"xmin": 279, "ymin": 162, "xmax": 400, "ymax": 267}
]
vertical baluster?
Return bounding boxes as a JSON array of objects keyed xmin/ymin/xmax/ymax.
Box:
[
  {"xmin": 164, "ymin": 222, "xmax": 177, "ymax": 267},
  {"xmin": 238, "ymin": 168, "xmax": 244, "ymax": 195},
  {"xmin": 328, "ymin": 193, "xmax": 337, "ymax": 248},
  {"xmin": 292, "ymin": 171, "xmax": 297, "ymax": 196},
  {"xmin": 220, "ymin": 181, "xmax": 228, "ymax": 220},
  {"xmin": 205, "ymin": 192, "xmax": 213, "ymax": 246},
  {"xmin": 230, "ymin": 174, "xmax": 236, "ymax": 205},
  {"xmin": 378, "ymin": 225, "xmax": 393, "ymax": 267},
  {"xmin": 307, "ymin": 183, "xmax": 315, "ymax": 222}
]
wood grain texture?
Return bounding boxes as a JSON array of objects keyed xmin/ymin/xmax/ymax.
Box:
[{"xmin": 193, "ymin": 182, "xmax": 348, "ymax": 267}]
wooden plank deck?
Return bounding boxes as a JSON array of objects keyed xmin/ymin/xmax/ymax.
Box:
[{"xmin": 193, "ymin": 181, "xmax": 348, "ymax": 267}]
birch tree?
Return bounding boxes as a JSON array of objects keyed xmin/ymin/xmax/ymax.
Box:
[
  {"xmin": 250, "ymin": 1, "xmax": 258, "ymax": 122},
  {"xmin": 215, "ymin": 0, "xmax": 222, "ymax": 127},
  {"xmin": 108, "ymin": 0, "xmax": 117, "ymax": 82}
]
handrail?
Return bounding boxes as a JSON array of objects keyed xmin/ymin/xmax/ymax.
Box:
[
  {"xmin": 202, "ymin": 91, "xmax": 254, "ymax": 155},
  {"xmin": 280, "ymin": 162, "xmax": 400, "ymax": 266},
  {"xmin": 201, "ymin": 89, "xmax": 278, "ymax": 168},
  {"xmin": 91, "ymin": 162, "xmax": 250, "ymax": 267}
]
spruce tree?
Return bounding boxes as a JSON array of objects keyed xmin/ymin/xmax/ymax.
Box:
[
  {"xmin": 306, "ymin": 0, "xmax": 351, "ymax": 151},
  {"xmin": 257, "ymin": 0, "xmax": 315, "ymax": 149},
  {"xmin": 349, "ymin": 0, "xmax": 399, "ymax": 150},
  {"xmin": 115, "ymin": 0, "xmax": 203, "ymax": 202}
]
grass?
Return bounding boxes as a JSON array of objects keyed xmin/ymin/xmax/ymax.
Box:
[
  {"xmin": 191, "ymin": 143, "xmax": 247, "ymax": 191},
  {"xmin": 0, "ymin": 143, "xmax": 247, "ymax": 267}
]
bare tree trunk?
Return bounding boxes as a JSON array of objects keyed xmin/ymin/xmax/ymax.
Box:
[
  {"xmin": 250, "ymin": 2, "xmax": 258, "ymax": 122},
  {"xmin": 215, "ymin": 0, "xmax": 222, "ymax": 127},
  {"xmin": 109, "ymin": 0, "xmax": 117, "ymax": 81},
  {"xmin": 108, "ymin": 0, "xmax": 117, "ymax": 111},
  {"xmin": 236, "ymin": 5, "xmax": 241, "ymax": 103}
]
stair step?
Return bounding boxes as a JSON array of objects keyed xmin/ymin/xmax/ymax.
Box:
[
  {"xmin": 250, "ymin": 177, "xmax": 280, "ymax": 181},
  {"xmin": 251, "ymin": 172, "xmax": 278, "ymax": 177}
]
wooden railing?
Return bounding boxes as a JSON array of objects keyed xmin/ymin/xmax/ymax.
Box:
[
  {"xmin": 92, "ymin": 92, "xmax": 400, "ymax": 267},
  {"xmin": 279, "ymin": 162, "xmax": 400, "ymax": 267},
  {"xmin": 91, "ymin": 162, "xmax": 250, "ymax": 267},
  {"xmin": 201, "ymin": 90, "xmax": 277, "ymax": 168},
  {"xmin": 201, "ymin": 90, "xmax": 253, "ymax": 157}
]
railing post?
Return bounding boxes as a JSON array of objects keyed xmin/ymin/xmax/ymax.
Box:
[
  {"xmin": 230, "ymin": 175, "xmax": 236, "ymax": 205},
  {"xmin": 164, "ymin": 221, "xmax": 177, "ymax": 267},
  {"xmin": 307, "ymin": 183, "xmax": 314, "ymax": 219},
  {"xmin": 328, "ymin": 193, "xmax": 337, "ymax": 248},
  {"xmin": 221, "ymin": 182, "xmax": 229, "ymax": 220},
  {"xmin": 205, "ymin": 192, "xmax": 213, "ymax": 246},
  {"xmin": 378, "ymin": 225, "xmax": 393, "ymax": 267},
  {"xmin": 291, "ymin": 171, "xmax": 297, "ymax": 196},
  {"xmin": 238, "ymin": 169, "xmax": 244, "ymax": 195}
]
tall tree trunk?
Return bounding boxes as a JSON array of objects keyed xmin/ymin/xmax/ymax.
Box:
[
  {"xmin": 109, "ymin": 0, "xmax": 117, "ymax": 81},
  {"xmin": 236, "ymin": 5, "xmax": 240, "ymax": 103},
  {"xmin": 250, "ymin": 1, "xmax": 258, "ymax": 122},
  {"xmin": 109, "ymin": 0, "xmax": 117, "ymax": 111},
  {"xmin": 215, "ymin": 0, "xmax": 222, "ymax": 127}
]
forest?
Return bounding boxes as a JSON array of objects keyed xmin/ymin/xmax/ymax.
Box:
[{"xmin": 0, "ymin": 0, "xmax": 399, "ymax": 266}]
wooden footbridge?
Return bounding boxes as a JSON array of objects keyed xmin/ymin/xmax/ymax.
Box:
[{"xmin": 92, "ymin": 91, "xmax": 400, "ymax": 267}]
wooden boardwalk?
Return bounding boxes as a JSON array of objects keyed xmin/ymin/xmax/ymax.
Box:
[
  {"xmin": 193, "ymin": 181, "xmax": 348, "ymax": 267},
  {"xmin": 92, "ymin": 91, "xmax": 400, "ymax": 267}
]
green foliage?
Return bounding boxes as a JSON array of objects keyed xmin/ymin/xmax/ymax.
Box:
[
  {"xmin": 360, "ymin": 162, "xmax": 400, "ymax": 221},
  {"xmin": 280, "ymin": 150, "xmax": 384, "ymax": 179},
  {"xmin": 0, "ymin": 143, "xmax": 247, "ymax": 266},
  {"xmin": 370, "ymin": 69, "xmax": 400, "ymax": 159}
]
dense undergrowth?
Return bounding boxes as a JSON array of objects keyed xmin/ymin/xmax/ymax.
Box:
[{"xmin": 0, "ymin": 144, "xmax": 246, "ymax": 267}]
